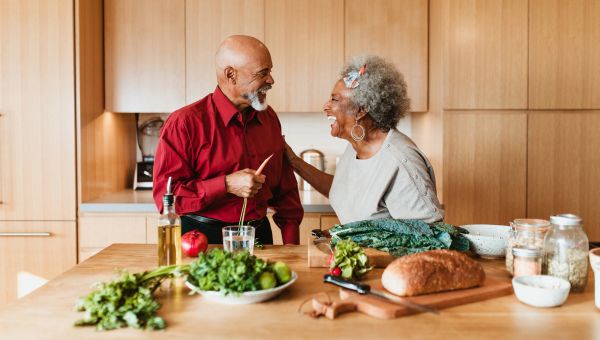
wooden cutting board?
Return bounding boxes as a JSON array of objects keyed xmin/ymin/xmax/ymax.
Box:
[
  {"xmin": 325, "ymin": 276, "xmax": 513, "ymax": 319},
  {"xmin": 307, "ymin": 237, "xmax": 395, "ymax": 268}
]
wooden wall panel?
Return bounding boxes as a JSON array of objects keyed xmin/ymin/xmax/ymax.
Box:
[
  {"xmin": 529, "ymin": 0, "xmax": 600, "ymax": 109},
  {"xmin": 76, "ymin": 0, "xmax": 137, "ymax": 202},
  {"xmin": 104, "ymin": 0, "xmax": 186, "ymax": 112},
  {"xmin": 265, "ymin": 0, "xmax": 344, "ymax": 112},
  {"xmin": 345, "ymin": 0, "xmax": 428, "ymax": 112},
  {"xmin": 528, "ymin": 112, "xmax": 600, "ymax": 241},
  {"xmin": 0, "ymin": 0, "xmax": 76, "ymax": 220},
  {"xmin": 443, "ymin": 112, "xmax": 527, "ymax": 226},
  {"xmin": 186, "ymin": 0, "xmax": 265, "ymax": 103},
  {"xmin": 444, "ymin": 0, "xmax": 528, "ymax": 109}
]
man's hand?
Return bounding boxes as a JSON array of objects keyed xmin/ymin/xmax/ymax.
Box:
[{"xmin": 225, "ymin": 169, "xmax": 266, "ymax": 198}]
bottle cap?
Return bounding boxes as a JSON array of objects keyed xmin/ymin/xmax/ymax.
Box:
[
  {"xmin": 512, "ymin": 246, "xmax": 542, "ymax": 258},
  {"xmin": 163, "ymin": 176, "xmax": 175, "ymax": 207},
  {"xmin": 550, "ymin": 214, "xmax": 582, "ymax": 226}
]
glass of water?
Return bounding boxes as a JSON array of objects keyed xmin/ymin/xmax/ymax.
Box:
[{"xmin": 222, "ymin": 226, "xmax": 255, "ymax": 255}]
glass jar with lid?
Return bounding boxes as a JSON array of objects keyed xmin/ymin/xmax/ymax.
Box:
[
  {"xmin": 543, "ymin": 214, "xmax": 589, "ymax": 292},
  {"xmin": 506, "ymin": 219, "xmax": 550, "ymax": 275}
]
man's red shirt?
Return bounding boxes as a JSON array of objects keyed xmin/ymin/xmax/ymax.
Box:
[{"xmin": 153, "ymin": 87, "xmax": 303, "ymax": 244}]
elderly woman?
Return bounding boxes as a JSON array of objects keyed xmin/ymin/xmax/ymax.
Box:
[{"xmin": 285, "ymin": 55, "xmax": 443, "ymax": 224}]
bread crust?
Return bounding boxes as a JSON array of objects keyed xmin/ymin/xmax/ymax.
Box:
[{"xmin": 381, "ymin": 249, "xmax": 485, "ymax": 296}]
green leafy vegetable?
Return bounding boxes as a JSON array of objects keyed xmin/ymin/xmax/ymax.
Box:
[
  {"xmin": 330, "ymin": 239, "xmax": 373, "ymax": 279},
  {"xmin": 186, "ymin": 249, "xmax": 271, "ymax": 295},
  {"xmin": 74, "ymin": 264, "xmax": 188, "ymax": 331},
  {"xmin": 329, "ymin": 219, "xmax": 469, "ymax": 257}
]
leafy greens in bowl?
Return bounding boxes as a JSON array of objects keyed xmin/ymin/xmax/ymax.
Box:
[{"xmin": 185, "ymin": 249, "xmax": 296, "ymax": 304}]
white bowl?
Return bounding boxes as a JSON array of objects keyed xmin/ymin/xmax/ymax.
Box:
[
  {"xmin": 512, "ymin": 275, "xmax": 571, "ymax": 308},
  {"xmin": 185, "ymin": 272, "xmax": 298, "ymax": 305},
  {"xmin": 460, "ymin": 224, "xmax": 510, "ymax": 258}
]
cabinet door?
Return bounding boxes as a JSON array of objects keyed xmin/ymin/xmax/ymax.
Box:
[
  {"xmin": 104, "ymin": 0, "xmax": 185, "ymax": 112},
  {"xmin": 528, "ymin": 112, "xmax": 600, "ymax": 241},
  {"xmin": 443, "ymin": 112, "xmax": 527, "ymax": 226},
  {"xmin": 529, "ymin": 0, "xmax": 600, "ymax": 109},
  {"xmin": 79, "ymin": 215, "xmax": 147, "ymax": 262},
  {"xmin": 0, "ymin": 0, "xmax": 76, "ymax": 221},
  {"xmin": 444, "ymin": 0, "xmax": 528, "ymax": 109},
  {"xmin": 265, "ymin": 0, "xmax": 344, "ymax": 112},
  {"xmin": 345, "ymin": 0, "xmax": 428, "ymax": 112},
  {"xmin": 186, "ymin": 0, "xmax": 265, "ymax": 103},
  {"xmin": 0, "ymin": 221, "xmax": 76, "ymax": 306}
]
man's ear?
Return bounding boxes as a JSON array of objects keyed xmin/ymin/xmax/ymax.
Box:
[{"xmin": 225, "ymin": 66, "xmax": 237, "ymax": 85}]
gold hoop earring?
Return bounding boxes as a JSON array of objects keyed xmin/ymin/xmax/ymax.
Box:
[{"xmin": 350, "ymin": 118, "xmax": 365, "ymax": 142}]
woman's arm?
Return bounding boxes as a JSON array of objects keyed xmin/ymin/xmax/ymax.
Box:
[{"xmin": 284, "ymin": 142, "xmax": 334, "ymax": 197}]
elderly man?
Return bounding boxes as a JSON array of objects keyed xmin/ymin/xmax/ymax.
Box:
[{"xmin": 153, "ymin": 35, "xmax": 303, "ymax": 244}]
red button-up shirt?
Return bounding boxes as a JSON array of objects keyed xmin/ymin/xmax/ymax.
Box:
[{"xmin": 153, "ymin": 87, "xmax": 303, "ymax": 244}]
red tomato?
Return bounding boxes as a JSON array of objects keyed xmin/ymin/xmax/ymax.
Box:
[{"xmin": 181, "ymin": 230, "xmax": 208, "ymax": 257}]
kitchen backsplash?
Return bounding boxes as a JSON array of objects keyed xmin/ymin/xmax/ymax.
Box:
[
  {"xmin": 279, "ymin": 112, "xmax": 412, "ymax": 174},
  {"xmin": 137, "ymin": 112, "xmax": 412, "ymax": 175}
]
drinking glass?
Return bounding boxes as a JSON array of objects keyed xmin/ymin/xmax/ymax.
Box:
[{"xmin": 222, "ymin": 226, "xmax": 255, "ymax": 255}]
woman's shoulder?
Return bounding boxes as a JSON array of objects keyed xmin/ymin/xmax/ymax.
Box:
[{"xmin": 383, "ymin": 129, "xmax": 426, "ymax": 163}]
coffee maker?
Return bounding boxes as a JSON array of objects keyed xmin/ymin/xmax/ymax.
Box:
[{"xmin": 133, "ymin": 115, "xmax": 164, "ymax": 190}]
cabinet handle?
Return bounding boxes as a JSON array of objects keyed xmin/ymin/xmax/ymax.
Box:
[{"xmin": 0, "ymin": 232, "xmax": 51, "ymax": 237}]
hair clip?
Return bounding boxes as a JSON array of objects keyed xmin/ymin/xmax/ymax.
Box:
[{"xmin": 343, "ymin": 64, "xmax": 367, "ymax": 89}]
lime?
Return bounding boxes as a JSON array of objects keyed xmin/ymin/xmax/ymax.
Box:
[
  {"xmin": 272, "ymin": 261, "xmax": 292, "ymax": 284},
  {"xmin": 258, "ymin": 271, "xmax": 277, "ymax": 290}
]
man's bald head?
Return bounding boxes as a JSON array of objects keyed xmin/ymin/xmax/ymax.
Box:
[{"xmin": 215, "ymin": 35, "xmax": 271, "ymax": 74}]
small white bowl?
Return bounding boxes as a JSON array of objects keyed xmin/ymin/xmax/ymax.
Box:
[
  {"xmin": 460, "ymin": 224, "xmax": 510, "ymax": 258},
  {"xmin": 512, "ymin": 275, "xmax": 571, "ymax": 308}
]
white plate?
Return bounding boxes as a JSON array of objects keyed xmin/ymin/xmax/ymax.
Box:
[{"xmin": 185, "ymin": 272, "xmax": 298, "ymax": 305}]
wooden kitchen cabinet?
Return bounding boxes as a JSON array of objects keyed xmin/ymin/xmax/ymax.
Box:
[
  {"xmin": 443, "ymin": 0, "xmax": 528, "ymax": 109},
  {"xmin": 186, "ymin": 0, "xmax": 265, "ymax": 103},
  {"xmin": 265, "ymin": 0, "xmax": 344, "ymax": 112},
  {"xmin": 0, "ymin": 221, "xmax": 76, "ymax": 306},
  {"xmin": 529, "ymin": 0, "xmax": 600, "ymax": 109},
  {"xmin": 320, "ymin": 214, "xmax": 341, "ymax": 230},
  {"xmin": 78, "ymin": 213, "xmax": 149, "ymax": 262},
  {"xmin": 104, "ymin": 0, "xmax": 186, "ymax": 112},
  {"xmin": 527, "ymin": 112, "xmax": 600, "ymax": 241},
  {"xmin": 0, "ymin": 0, "xmax": 76, "ymax": 221},
  {"xmin": 345, "ymin": 0, "xmax": 428, "ymax": 112},
  {"xmin": 443, "ymin": 111, "xmax": 527, "ymax": 226}
]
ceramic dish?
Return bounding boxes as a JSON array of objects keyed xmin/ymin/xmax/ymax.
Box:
[
  {"xmin": 512, "ymin": 275, "xmax": 570, "ymax": 308},
  {"xmin": 185, "ymin": 272, "xmax": 298, "ymax": 305},
  {"xmin": 460, "ymin": 224, "xmax": 510, "ymax": 258}
]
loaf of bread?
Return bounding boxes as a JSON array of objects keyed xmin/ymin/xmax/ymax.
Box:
[{"xmin": 381, "ymin": 249, "xmax": 485, "ymax": 296}]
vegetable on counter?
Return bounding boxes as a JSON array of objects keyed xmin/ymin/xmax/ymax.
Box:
[
  {"xmin": 74, "ymin": 264, "xmax": 189, "ymax": 331},
  {"xmin": 186, "ymin": 249, "xmax": 292, "ymax": 295},
  {"xmin": 328, "ymin": 218, "xmax": 470, "ymax": 257},
  {"xmin": 181, "ymin": 230, "xmax": 208, "ymax": 257},
  {"xmin": 329, "ymin": 239, "xmax": 373, "ymax": 279}
]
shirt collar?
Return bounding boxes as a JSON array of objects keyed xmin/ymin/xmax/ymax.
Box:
[{"xmin": 213, "ymin": 86, "xmax": 263, "ymax": 126}]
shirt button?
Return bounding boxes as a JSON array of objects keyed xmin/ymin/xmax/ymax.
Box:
[{"xmin": 402, "ymin": 159, "xmax": 407, "ymax": 163}]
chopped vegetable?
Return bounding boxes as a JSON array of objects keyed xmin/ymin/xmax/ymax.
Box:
[
  {"xmin": 74, "ymin": 264, "xmax": 188, "ymax": 331},
  {"xmin": 329, "ymin": 218, "xmax": 470, "ymax": 257},
  {"xmin": 330, "ymin": 239, "xmax": 373, "ymax": 279}
]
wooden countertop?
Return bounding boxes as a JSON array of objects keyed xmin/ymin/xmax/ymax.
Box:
[{"xmin": 0, "ymin": 244, "xmax": 597, "ymax": 339}]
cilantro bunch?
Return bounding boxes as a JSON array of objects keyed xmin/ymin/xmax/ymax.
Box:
[
  {"xmin": 74, "ymin": 264, "xmax": 188, "ymax": 331},
  {"xmin": 186, "ymin": 249, "xmax": 268, "ymax": 295}
]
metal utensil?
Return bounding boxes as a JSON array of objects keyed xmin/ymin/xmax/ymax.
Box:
[
  {"xmin": 239, "ymin": 154, "xmax": 274, "ymax": 226},
  {"xmin": 323, "ymin": 274, "xmax": 439, "ymax": 315}
]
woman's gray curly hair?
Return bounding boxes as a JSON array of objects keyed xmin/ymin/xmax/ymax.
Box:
[{"xmin": 341, "ymin": 55, "xmax": 410, "ymax": 131}]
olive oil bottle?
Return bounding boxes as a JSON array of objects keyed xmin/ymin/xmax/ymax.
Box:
[{"xmin": 158, "ymin": 177, "xmax": 182, "ymax": 266}]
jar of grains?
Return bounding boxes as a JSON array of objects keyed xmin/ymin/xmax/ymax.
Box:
[
  {"xmin": 506, "ymin": 219, "xmax": 550, "ymax": 275},
  {"xmin": 543, "ymin": 214, "xmax": 589, "ymax": 292}
]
